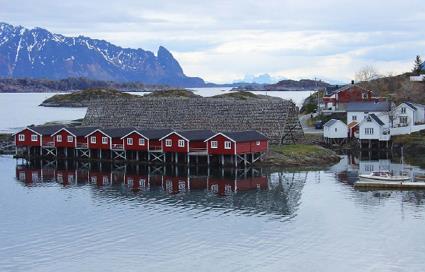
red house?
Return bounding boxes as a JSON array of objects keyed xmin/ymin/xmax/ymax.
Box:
[
  {"xmin": 160, "ymin": 130, "xmax": 215, "ymax": 153},
  {"xmin": 85, "ymin": 128, "xmax": 132, "ymax": 150},
  {"xmin": 51, "ymin": 127, "xmax": 98, "ymax": 148},
  {"xmin": 204, "ymin": 130, "xmax": 268, "ymax": 155},
  {"xmin": 323, "ymin": 84, "xmax": 376, "ymax": 112},
  {"xmin": 14, "ymin": 125, "xmax": 64, "ymax": 148}
]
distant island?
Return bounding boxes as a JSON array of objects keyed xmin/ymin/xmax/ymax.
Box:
[{"xmin": 231, "ymin": 79, "xmax": 331, "ymax": 92}]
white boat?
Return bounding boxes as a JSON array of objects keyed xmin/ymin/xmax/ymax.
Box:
[{"xmin": 358, "ymin": 171, "xmax": 410, "ymax": 182}]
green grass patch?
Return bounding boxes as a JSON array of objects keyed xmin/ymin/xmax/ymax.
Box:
[{"xmin": 271, "ymin": 144, "xmax": 330, "ymax": 156}]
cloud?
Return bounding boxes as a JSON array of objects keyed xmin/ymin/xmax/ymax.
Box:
[{"xmin": 1, "ymin": 0, "xmax": 424, "ymax": 83}]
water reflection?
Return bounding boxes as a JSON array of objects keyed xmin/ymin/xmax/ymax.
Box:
[
  {"xmin": 330, "ymin": 151, "xmax": 425, "ymax": 206},
  {"xmin": 15, "ymin": 159, "xmax": 309, "ymax": 217}
]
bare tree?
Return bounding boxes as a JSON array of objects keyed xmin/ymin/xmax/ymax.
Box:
[{"xmin": 355, "ymin": 65, "xmax": 380, "ymax": 82}]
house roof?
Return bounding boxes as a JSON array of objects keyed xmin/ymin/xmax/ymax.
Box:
[
  {"xmin": 215, "ymin": 130, "xmax": 269, "ymax": 142},
  {"xmin": 177, "ymin": 130, "xmax": 215, "ymax": 141},
  {"xmin": 28, "ymin": 125, "xmax": 65, "ymax": 135},
  {"xmin": 348, "ymin": 121, "xmax": 359, "ymax": 129},
  {"xmin": 324, "ymin": 119, "xmax": 338, "ymax": 127},
  {"xmin": 67, "ymin": 127, "xmax": 99, "ymax": 137},
  {"xmin": 139, "ymin": 129, "xmax": 173, "ymax": 140},
  {"xmin": 346, "ymin": 101, "xmax": 391, "ymax": 112},
  {"xmin": 403, "ymin": 101, "xmax": 425, "ymax": 111},
  {"xmin": 325, "ymin": 84, "xmax": 372, "ymax": 97},
  {"xmin": 102, "ymin": 127, "xmax": 135, "ymax": 138},
  {"xmin": 369, "ymin": 114, "xmax": 385, "ymax": 126}
]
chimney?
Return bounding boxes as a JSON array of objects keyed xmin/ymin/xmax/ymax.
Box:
[{"xmin": 351, "ymin": 80, "xmax": 355, "ymax": 85}]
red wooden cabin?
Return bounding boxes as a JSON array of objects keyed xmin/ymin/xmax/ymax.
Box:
[
  {"xmin": 14, "ymin": 125, "xmax": 64, "ymax": 148},
  {"xmin": 160, "ymin": 130, "xmax": 214, "ymax": 153},
  {"xmin": 51, "ymin": 127, "xmax": 98, "ymax": 148},
  {"xmin": 121, "ymin": 130, "xmax": 149, "ymax": 151},
  {"xmin": 204, "ymin": 131, "xmax": 268, "ymax": 155}
]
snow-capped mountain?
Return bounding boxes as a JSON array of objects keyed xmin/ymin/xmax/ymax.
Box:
[{"xmin": 0, "ymin": 22, "xmax": 205, "ymax": 87}]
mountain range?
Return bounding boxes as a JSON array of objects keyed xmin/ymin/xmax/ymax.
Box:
[{"xmin": 0, "ymin": 22, "xmax": 204, "ymax": 87}]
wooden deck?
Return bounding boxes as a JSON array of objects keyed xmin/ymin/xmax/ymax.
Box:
[{"xmin": 354, "ymin": 180, "xmax": 425, "ymax": 189}]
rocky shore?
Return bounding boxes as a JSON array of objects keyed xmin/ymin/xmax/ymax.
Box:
[{"xmin": 0, "ymin": 134, "xmax": 14, "ymax": 155}]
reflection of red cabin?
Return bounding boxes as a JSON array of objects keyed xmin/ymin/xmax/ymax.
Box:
[
  {"xmin": 125, "ymin": 174, "xmax": 149, "ymax": 190},
  {"xmin": 236, "ymin": 177, "xmax": 268, "ymax": 191},
  {"xmin": 163, "ymin": 176, "xmax": 189, "ymax": 194},
  {"xmin": 55, "ymin": 170, "xmax": 76, "ymax": 185},
  {"xmin": 89, "ymin": 171, "xmax": 112, "ymax": 186},
  {"xmin": 16, "ymin": 168, "xmax": 42, "ymax": 183},
  {"xmin": 160, "ymin": 130, "xmax": 214, "ymax": 153},
  {"xmin": 205, "ymin": 131, "xmax": 268, "ymax": 155},
  {"xmin": 208, "ymin": 178, "xmax": 235, "ymax": 196}
]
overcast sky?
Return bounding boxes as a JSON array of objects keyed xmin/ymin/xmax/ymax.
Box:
[{"xmin": 1, "ymin": 0, "xmax": 425, "ymax": 83}]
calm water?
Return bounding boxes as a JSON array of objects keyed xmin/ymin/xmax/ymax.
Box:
[
  {"xmin": 1, "ymin": 155, "xmax": 425, "ymax": 272},
  {"xmin": 0, "ymin": 88, "xmax": 313, "ymax": 133}
]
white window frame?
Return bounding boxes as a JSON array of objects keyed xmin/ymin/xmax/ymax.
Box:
[
  {"xmin": 352, "ymin": 115, "xmax": 357, "ymax": 121},
  {"xmin": 401, "ymin": 107, "xmax": 406, "ymax": 114},
  {"xmin": 400, "ymin": 116, "xmax": 408, "ymax": 124},
  {"xmin": 102, "ymin": 137, "xmax": 108, "ymax": 144},
  {"xmin": 211, "ymin": 141, "xmax": 218, "ymax": 149},
  {"xmin": 67, "ymin": 135, "xmax": 73, "ymax": 143},
  {"xmin": 18, "ymin": 134, "xmax": 25, "ymax": 141},
  {"xmin": 365, "ymin": 128, "xmax": 374, "ymax": 135},
  {"xmin": 127, "ymin": 138, "xmax": 133, "ymax": 145},
  {"xmin": 56, "ymin": 135, "xmax": 62, "ymax": 142},
  {"xmin": 90, "ymin": 136, "xmax": 96, "ymax": 144},
  {"xmin": 224, "ymin": 141, "xmax": 231, "ymax": 149},
  {"xmin": 256, "ymin": 141, "xmax": 261, "ymax": 146},
  {"xmin": 139, "ymin": 138, "xmax": 145, "ymax": 146},
  {"xmin": 178, "ymin": 139, "xmax": 185, "ymax": 147},
  {"xmin": 31, "ymin": 134, "xmax": 38, "ymax": 142},
  {"xmin": 165, "ymin": 139, "xmax": 172, "ymax": 147}
]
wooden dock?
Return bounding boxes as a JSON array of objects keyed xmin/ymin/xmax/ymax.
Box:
[{"xmin": 354, "ymin": 180, "xmax": 425, "ymax": 189}]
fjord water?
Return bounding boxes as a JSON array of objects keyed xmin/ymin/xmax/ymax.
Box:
[
  {"xmin": 1, "ymin": 155, "xmax": 425, "ymax": 272},
  {"xmin": 0, "ymin": 89, "xmax": 313, "ymax": 133}
]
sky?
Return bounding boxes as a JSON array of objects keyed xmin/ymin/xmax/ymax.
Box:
[{"xmin": 1, "ymin": 0, "xmax": 425, "ymax": 83}]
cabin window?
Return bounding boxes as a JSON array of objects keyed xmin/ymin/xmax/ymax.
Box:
[
  {"xmin": 165, "ymin": 139, "xmax": 172, "ymax": 147},
  {"xmin": 139, "ymin": 138, "xmax": 145, "ymax": 146},
  {"xmin": 400, "ymin": 116, "xmax": 408, "ymax": 124},
  {"xmin": 102, "ymin": 137, "xmax": 108, "ymax": 144},
  {"xmin": 211, "ymin": 141, "xmax": 218, "ymax": 148},
  {"xmin": 178, "ymin": 139, "xmax": 185, "ymax": 147},
  {"xmin": 127, "ymin": 138, "xmax": 133, "ymax": 145},
  {"xmin": 352, "ymin": 115, "xmax": 357, "ymax": 121},
  {"xmin": 365, "ymin": 128, "xmax": 374, "ymax": 135},
  {"xmin": 366, "ymin": 116, "xmax": 372, "ymax": 122},
  {"xmin": 56, "ymin": 135, "xmax": 62, "ymax": 142},
  {"xmin": 224, "ymin": 141, "xmax": 231, "ymax": 149},
  {"xmin": 335, "ymin": 128, "xmax": 337, "ymax": 132},
  {"xmin": 67, "ymin": 136, "xmax": 73, "ymax": 142},
  {"xmin": 256, "ymin": 141, "xmax": 261, "ymax": 146},
  {"xmin": 401, "ymin": 107, "xmax": 406, "ymax": 114},
  {"xmin": 31, "ymin": 134, "xmax": 38, "ymax": 142},
  {"xmin": 18, "ymin": 134, "xmax": 25, "ymax": 141},
  {"xmin": 90, "ymin": 136, "xmax": 96, "ymax": 144}
]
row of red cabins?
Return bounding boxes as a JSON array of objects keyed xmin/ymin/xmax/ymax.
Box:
[{"xmin": 14, "ymin": 126, "xmax": 269, "ymax": 165}]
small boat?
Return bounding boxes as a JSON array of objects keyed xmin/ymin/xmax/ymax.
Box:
[{"xmin": 358, "ymin": 171, "xmax": 411, "ymax": 182}]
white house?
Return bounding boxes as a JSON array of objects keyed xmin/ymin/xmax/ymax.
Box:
[
  {"xmin": 346, "ymin": 101, "xmax": 392, "ymax": 126},
  {"xmin": 358, "ymin": 114, "xmax": 390, "ymax": 141},
  {"xmin": 323, "ymin": 119, "xmax": 348, "ymax": 142},
  {"xmin": 393, "ymin": 102, "xmax": 425, "ymax": 128}
]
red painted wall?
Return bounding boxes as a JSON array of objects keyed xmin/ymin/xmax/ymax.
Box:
[
  {"xmin": 54, "ymin": 130, "xmax": 76, "ymax": 148},
  {"xmin": 161, "ymin": 133, "xmax": 188, "ymax": 153},
  {"xmin": 336, "ymin": 86, "xmax": 373, "ymax": 103},
  {"xmin": 86, "ymin": 131, "xmax": 111, "ymax": 150},
  {"xmin": 189, "ymin": 141, "xmax": 207, "ymax": 151},
  {"xmin": 206, "ymin": 134, "xmax": 235, "ymax": 155},
  {"xmin": 236, "ymin": 177, "xmax": 268, "ymax": 191},
  {"xmin": 15, "ymin": 129, "xmax": 41, "ymax": 147},
  {"xmin": 148, "ymin": 139, "xmax": 162, "ymax": 151},
  {"xmin": 123, "ymin": 132, "xmax": 149, "ymax": 151},
  {"xmin": 162, "ymin": 176, "xmax": 189, "ymax": 194},
  {"xmin": 236, "ymin": 140, "xmax": 267, "ymax": 154}
]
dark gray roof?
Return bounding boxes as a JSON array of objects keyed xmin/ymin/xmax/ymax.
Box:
[
  {"xmin": 222, "ymin": 130, "xmax": 268, "ymax": 142},
  {"xmin": 29, "ymin": 125, "xmax": 65, "ymax": 135},
  {"xmin": 67, "ymin": 127, "xmax": 99, "ymax": 137},
  {"xmin": 369, "ymin": 114, "xmax": 385, "ymax": 126},
  {"xmin": 346, "ymin": 101, "xmax": 391, "ymax": 112},
  {"xmin": 139, "ymin": 129, "xmax": 173, "ymax": 140},
  {"xmin": 177, "ymin": 130, "xmax": 215, "ymax": 141},
  {"xmin": 102, "ymin": 127, "xmax": 135, "ymax": 138},
  {"xmin": 404, "ymin": 102, "xmax": 417, "ymax": 110},
  {"xmin": 324, "ymin": 119, "xmax": 339, "ymax": 127}
]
